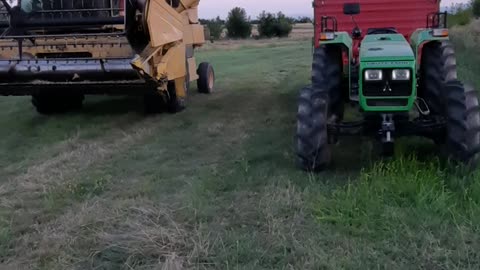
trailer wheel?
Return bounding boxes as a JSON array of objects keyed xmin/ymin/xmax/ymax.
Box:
[
  {"xmin": 419, "ymin": 41, "xmax": 457, "ymax": 115},
  {"xmin": 197, "ymin": 62, "xmax": 215, "ymax": 94},
  {"xmin": 295, "ymin": 85, "xmax": 331, "ymax": 171},
  {"xmin": 32, "ymin": 94, "xmax": 84, "ymax": 115},
  {"xmin": 444, "ymin": 81, "xmax": 480, "ymax": 166}
]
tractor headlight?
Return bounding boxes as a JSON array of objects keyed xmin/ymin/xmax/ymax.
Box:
[
  {"xmin": 392, "ymin": 69, "xmax": 411, "ymax": 81},
  {"xmin": 365, "ymin": 70, "xmax": 383, "ymax": 81}
]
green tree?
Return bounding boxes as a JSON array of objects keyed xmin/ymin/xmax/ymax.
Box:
[
  {"xmin": 276, "ymin": 12, "xmax": 294, "ymax": 38},
  {"xmin": 473, "ymin": 0, "xmax": 480, "ymax": 18},
  {"xmin": 258, "ymin": 11, "xmax": 277, "ymax": 38},
  {"xmin": 257, "ymin": 11, "xmax": 294, "ymax": 38},
  {"xmin": 204, "ymin": 16, "xmax": 224, "ymax": 40},
  {"xmin": 226, "ymin": 7, "xmax": 252, "ymax": 39}
]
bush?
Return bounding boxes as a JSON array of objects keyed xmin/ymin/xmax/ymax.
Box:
[
  {"xmin": 295, "ymin": 16, "xmax": 312, "ymax": 24},
  {"xmin": 257, "ymin": 11, "xmax": 294, "ymax": 38},
  {"xmin": 203, "ymin": 17, "xmax": 224, "ymax": 40},
  {"xmin": 226, "ymin": 7, "xmax": 252, "ymax": 39},
  {"xmin": 448, "ymin": 3, "xmax": 472, "ymax": 27},
  {"xmin": 473, "ymin": 0, "xmax": 480, "ymax": 18}
]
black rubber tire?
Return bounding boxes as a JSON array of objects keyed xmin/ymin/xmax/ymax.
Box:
[
  {"xmin": 465, "ymin": 84, "xmax": 480, "ymax": 165},
  {"xmin": 143, "ymin": 91, "xmax": 165, "ymax": 114},
  {"xmin": 166, "ymin": 81, "xmax": 186, "ymax": 113},
  {"xmin": 296, "ymin": 86, "xmax": 331, "ymax": 171},
  {"xmin": 312, "ymin": 45, "xmax": 343, "ymax": 121},
  {"xmin": 419, "ymin": 41, "xmax": 457, "ymax": 115},
  {"xmin": 197, "ymin": 62, "xmax": 215, "ymax": 94},
  {"xmin": 185, "ymin": 61, "xmax": 191, "ymax": 92},
  {"xmin": 32, "ymin": 94, "xmax": 84, "ymax": 115},
  {"xmin": 144, "ymin": 81, "xmax": 186, "ymax": 114},
  {"xmin": 444, "ymin": 81, "xmax": 480, "ymax": 165}
]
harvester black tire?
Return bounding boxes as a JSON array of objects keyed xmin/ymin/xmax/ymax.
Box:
[
  {"xmin": 444, "ymin": 81, "xmax": 480, "ymax": 166},
  {"xmin": 312, "ymin": 45, "xmax": 343, "ymax": 121},
  {"xmin": 166, "ymin": 81, "xmax": 186, "ymax": 113},
  {"xmin": 32, "ymin": 94, "xmax": 84, "ymax": 115},
  {"xmin": 144, "ymin": 81, "xmax": 186, "ymax": 114},
  {"xmin": 419, "ymin": 41, "xmax": 457, "ymax": 115},
  {"xmin": 296, "ymin": 86, "xmax": 331, "ymax": 172},
  {"xmin": 143, "ymin": 91, "xmax": 165, "ymax": 114},
  {"xmin": 197, "ymin": 62, "xmax": 215, "ymax": 94}
]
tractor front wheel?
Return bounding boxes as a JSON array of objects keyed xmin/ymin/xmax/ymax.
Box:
[{"xmin": 295, "ymin": 86, "xmax": 331, "ymax": 171}]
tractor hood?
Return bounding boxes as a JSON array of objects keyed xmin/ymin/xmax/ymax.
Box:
[{"xmin": 360, "ymin": 34, "xmax": 414, "ymax": 62}]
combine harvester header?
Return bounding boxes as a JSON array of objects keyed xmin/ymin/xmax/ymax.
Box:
[{"xmin": 0, "ymin": 0, "xmax": 215, "ymax": 114}]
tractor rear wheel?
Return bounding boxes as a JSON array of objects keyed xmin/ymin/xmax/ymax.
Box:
[
  {"xmin": 312, "ymin": 45, "xmax": 343, "ymax": 121},
  {"xmin": 444, "ymin": 81, "xmax": 480, "ymax": 165},
  {"xmin": 419, "ymin": 41, "xmax": 457, "ymax": 115},
  {"xmin": 295, "ymin": 86, "xmax": 331, "ymax": 171},
  {"xmin": 32, "ymin": 94, "xmax": 84, "ymax": 114}
]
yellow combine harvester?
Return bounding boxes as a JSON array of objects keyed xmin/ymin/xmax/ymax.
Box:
[{"xmin": 0, "ymin": 0, "xmax": 214, "ymax": 114}]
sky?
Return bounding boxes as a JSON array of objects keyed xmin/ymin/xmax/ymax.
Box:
[{"xmin": 198, "ymin": 0, "xmax": 470, "ymax": 19}]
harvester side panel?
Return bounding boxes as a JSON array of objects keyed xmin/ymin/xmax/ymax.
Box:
[{"xmin": 314, "ymin": 0, "xmax": 440, "ymax": 46}]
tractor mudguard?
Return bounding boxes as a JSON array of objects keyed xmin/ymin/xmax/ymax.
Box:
[
  {"xmin": 410, "ymin": 29, "xmax": 450, "ymax": 71},
  {"xmin": 317, "ymin": 31, "xmax": 353, "ymax": 95}
]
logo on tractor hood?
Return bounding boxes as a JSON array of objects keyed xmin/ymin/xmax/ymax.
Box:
[{"xmin": 383, "ymin": 81, "xmax": 392, "ymax": 92}]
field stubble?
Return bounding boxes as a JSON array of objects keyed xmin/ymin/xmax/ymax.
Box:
[{"xmin": 0, "ymin": 23, "xmax": 479, "ymax": 269}]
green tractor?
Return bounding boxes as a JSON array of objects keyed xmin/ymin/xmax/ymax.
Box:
[{"xmin": 296, "ymin": 1, "xmax": 480, "ymax": 171}]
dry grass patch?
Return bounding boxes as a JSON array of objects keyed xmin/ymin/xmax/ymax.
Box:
[{"xmin": 5, "ymin": 199, "xmax": 211, "ymax": 269}]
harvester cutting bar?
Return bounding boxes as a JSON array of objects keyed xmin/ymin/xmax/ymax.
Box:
[
  {"xmin": 0, "ymin": 58, "xmax": 138, "ymax": 82},
  {"xmin": 0, "ymin": 80, "xmax": 152, "ymax": 96}
]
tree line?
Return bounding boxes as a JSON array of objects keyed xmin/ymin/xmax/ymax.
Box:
[
  {"xmin": 448, "ymin": 0, "xmax": 480, "ymax": 26},
  {"xmin": 200, "ymin": 7, "xmax": 313, "ymax": 40}
]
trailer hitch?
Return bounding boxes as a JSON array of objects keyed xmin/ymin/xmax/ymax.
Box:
[{"xmin": 379, "ymin": 114, "xmax": 395, "ymax": 156}]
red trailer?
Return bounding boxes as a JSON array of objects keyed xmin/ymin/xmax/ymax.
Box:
[
  {"xmin": 314, "ymin": 0, "xmax": 441, "ymax": 42},
  {"xmin": 314, "ymin": 0, "xmax": 442, "ymax": 62}
]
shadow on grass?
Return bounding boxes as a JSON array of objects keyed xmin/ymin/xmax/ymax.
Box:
[{"xmin": 82, "ymin": 96, "xmax": 145, "ymax": 115}]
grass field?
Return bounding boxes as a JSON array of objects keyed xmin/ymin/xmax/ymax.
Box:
[{"xmin": 1, "ymin": 23, "xmax": 480, "ymax": 269}]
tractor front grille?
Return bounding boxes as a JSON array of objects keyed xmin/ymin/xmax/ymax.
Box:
[
  {"xmin": 366, "ymin": 99, "xmax": 409, "ymax": 107},
  {"xmin": 362, "ymin": 68, "xmax": 413, "ymax": 97}
]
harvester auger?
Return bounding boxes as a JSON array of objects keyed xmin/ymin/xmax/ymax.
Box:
[
  {"xmin": 0, "ymin": 0, "xmax": 215, "ymax": 114},
  {"xmin": 296, "ymin": 0, "xmax": 480, "ymax": 171}
]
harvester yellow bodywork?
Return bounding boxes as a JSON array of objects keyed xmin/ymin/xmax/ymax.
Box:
[
  {"xmin": 0, "ymin": 0, "xmax": 214, "ymax": 114},
  {"xmin": 132, "ymin": 0, "xmax": 206, "ymax": 103}
]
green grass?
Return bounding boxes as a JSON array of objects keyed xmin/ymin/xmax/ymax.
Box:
[{"xmin": 0, "ymin": 32, "xmax": 480, "ymax": 269}]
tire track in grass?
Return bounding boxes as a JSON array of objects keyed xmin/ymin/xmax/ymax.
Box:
[
  {"xmin": 4, "ymin": 83, "xmax": 287, "ymax": 269},
  {"xmin": 2, "ymin": 93, "xmax": 254, "ymax": 269},
  {"xmin": 0, "ymin": 43, "xmax": 314, "ymax": 268},
  {"xmin": 0, "ymin": 110, "xmax": 144, "ymax": 180},
  {"xmin": 0, "ymin": 116, "xmax": 174, "ymax": 263}
]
